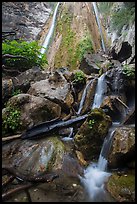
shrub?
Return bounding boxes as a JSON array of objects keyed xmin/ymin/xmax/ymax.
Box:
[
  {"xmin": 122, "ymin": 64, "xmax": 135, "ymax": 79},
  {"xmin": 2, "ymin": 104, "xmax": 22, "ymax": 135},
  {"xmin": 72, "ymin": 35, "xmax": 93, "ymax": 66},
  {"xmin": 72, "ymin": 70, "xmax": 86, "ymax": 85},
  {"xmin": 2, "ymin": 40, "xmax": 48, "ymax": 70},
  {"xmin": 11, "ymin": 89, "xmax": 22, "ymax": 96}
]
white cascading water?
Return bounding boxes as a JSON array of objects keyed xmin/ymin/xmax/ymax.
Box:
[
  {"xmin": 77, "ymin": 79, "xmax": 93, "ymax": 115},
  {"xmin": 79, "ymin": 72, "xmax": 116, "ymax": 201},
  {"xmin": 40, "ymin": 2, "xmax": 60, "ymax": 55},
  {"xmin": 92, "ymin": 2, "xmax": 106, "ymax": 53},
  {"xmin": 92, "ymin": 73, "xmax": 107, "ymax": 109},
  {"xmin": 80, "ymin": 130, "xmax": 115, "ymax": 202}
]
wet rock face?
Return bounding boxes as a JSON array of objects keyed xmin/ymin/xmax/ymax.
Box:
[
  {"xmin": 28, "ymin": 71, "xmax": 74, "ymax": 113},
  {"xmin": 3, "ymin": 94, "xmax": 61, "ymax": 132},
  {"xmin": 2, "ymin": 136, "xmax": 83, "ymax": 179},
  {"xmin": 12, "ymin": 67, "xmax": 50, "ymax": 93},
  {"xmin": 110, "ymin": 41, "xmax": 132, "ymax": 63},
  {"xmin": 100, "ymin": 95, "xmax": 126, "ymax": 122},
  {"xmin": 106, "ymin": 171, "xmax": 135, "ymax": 202},
  {"xmin": 2, "ymin": 2, "xmax": 52, "ymax": 41},
  {"xmin": 74, "ymin": 108, "xmax": 112, "ymax": 160},
  {"xmin": 79, "ymin": 52, "xmax": 107, "ymax": 75},
  {"xmin": 105, "ymin": 68, "xmax": 125, "ymax": 95},
  {"xmin": 108, "ymin": 126, "xmax": 135, "ymax": 169},
  {"xmin": 2, "ymin": 78, "xmax": 14, "ymax": 107}
]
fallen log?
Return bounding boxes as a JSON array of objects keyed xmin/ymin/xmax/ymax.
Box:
[{"xmin": 21, "ymin": 114, "xmax": 88, "ymax": 140}]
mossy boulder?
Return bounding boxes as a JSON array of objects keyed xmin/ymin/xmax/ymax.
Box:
[
  {"xmin": 106, "ymin": 170, "xmax": 135, "ymax": 202},
  {"xmin": 108, "ymin": 126, "xmax": 135, "ymax": 169},
  {"xmin": 2, "ymin": 94, "xmax": 61, "ymax": 136},
  {"xmin": 2, "ymin": 136, "xmax": 83, "ymax": 178},
  {"xmin": 74, "ymin": 108, "xmax": 112, "ymax": 160}
]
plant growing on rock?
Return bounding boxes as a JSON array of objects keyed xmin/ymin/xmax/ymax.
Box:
[
  {"xmin": 88, "ymin": 119, "xmax": 95, "ymax": 129},
  {"xmin": 2, "ymin": 104, "xmax": 22, "ymax": 135},
  {"xmin": 122, "ymin": 64, "xmax": 135, "ymax": 79},
  {"xmin": 72, "ymin": 70, "xmax": 86, "ymax": 85},
  {"xmin": 12, "ymin": 89, "xmax": 22, "ymax": 96},
  {"xmin": 2, "ymin": 40, "xmax": 48, "ymax": 70}
]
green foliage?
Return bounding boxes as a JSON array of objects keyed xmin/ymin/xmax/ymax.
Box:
[
  {"xmin": 2, "ymin": 104, "xmax": 22, "ymax": 135},
  {"xmin": 12, "ymin": 89, "xmax": 22, "ymax": 96},
  {"xmin": 88, "ymin": 119, "xmax": 95, "ymax": 129},
  {"xmin": 111, "ymin": 6, "xmax": 135, "ymax": 33},
  {"xmin": 122, "ymin": 64, "xmax": 135, "ymax": 79},
  {"xmin": 71, "ymin": 35, "xmax": 93, "ymax": 66},
  {"xmin": 2, "ymin": 40, "xmax": 48, "ymax": 69},
  {"xmin": 98, "ymin": 2, "xmax": 135, "ymax": 34},
  {"xmin": 72, "ymin": 70, "xmax": 86, "ymax": 85}
]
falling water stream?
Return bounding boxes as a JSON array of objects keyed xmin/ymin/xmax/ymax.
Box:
[
  {"xmin": 78, "ymin": 73, "xmax": 117, "ymax": 202},
  {"xmin": 40, "ymin": 2, "xmax": 60, "ymax": 55},
  {"xmin": 92, "ymin": 73, "xmax": 107, "ymax": 109},
  {"xmin": 92, "ymin": 2, "xmax": 106, "ymax": 53}
]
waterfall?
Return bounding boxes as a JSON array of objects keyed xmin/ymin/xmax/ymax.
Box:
[
  {"xmin": 92, "ymin": 73, "xmax": 107, "ymax": 109},
  {"xmin": 92, "ymin": 2, "xmax": 106, "ymax": 53},
  {"xmin": 80, "ymin": 129, "xmax": 115, "ymax": 201},
  {"xmin": 77, "ymin": 79, "xmax": 93, "ymax": 115},
  {"xmin": 40, "ymin": 2, "xmax": 60, "ymax": 55},
  {"xmin": 97, "ymin": 130, "xmax": 115, "ymax": 171}
]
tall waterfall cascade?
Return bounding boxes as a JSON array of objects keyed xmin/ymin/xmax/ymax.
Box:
[
  {"xmin": 92, "ymin": 73, "xmax": 107, "ymax": 109},
  {"xmin": 92, "ymin": 2, "xmax": 106, "ymax": 53},
  {"xmin": 40, "ymin": 2, "xmax": 60, "ymax": 55}
]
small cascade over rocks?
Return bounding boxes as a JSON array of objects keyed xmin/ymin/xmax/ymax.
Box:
[
  {"xmin": 77, "ymin": 79, "xmax": 93, "ymax": 116},
  {"xmin": 79, "ymin": 127, "xmax": 115, "ymax": 201},
  {"xmin": 92, "ymin": 73, "xmax": 107, "ymax": 109}
]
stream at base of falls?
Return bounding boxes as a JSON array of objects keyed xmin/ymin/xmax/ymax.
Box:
[{"xmin": 79, "ymin": 123, "xmax": 119, "ymax": 202}]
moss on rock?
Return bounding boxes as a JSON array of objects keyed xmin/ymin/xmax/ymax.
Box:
[
  {"xmin": 74, "ymin": 108, "xmax": 112, "ymax": 160},
  {"xmin": 106, "ymin": 170, "xmax": 135, "ymax": 202}
]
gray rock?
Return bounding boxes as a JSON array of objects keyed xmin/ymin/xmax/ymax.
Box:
[
  {"xmin": 108, "ymin": 126, "xmax": 135, "ymax": 168},
  {"xmin": 28, "ymin": 71, "xmax": 74, "ymax": 112},
  {"xmin": 3, "ymin": 93, "xmax": 61, "ymax": 131}
]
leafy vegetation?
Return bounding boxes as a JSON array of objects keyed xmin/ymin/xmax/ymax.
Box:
[
  {"xmin": 12, "ymin": 89, "xmax": 22, "ymax": 96},
  {"xmin": 111, "ymin": 5, "xmax": 135, "ymax": 33},
  {"xmin": 54, "ymin": 8, "xmax": 93, "ymax": 70},
  {"xmin": 98, "ymin": 2, "xmax": 135, "ymax": 34},
  {"xmin": 72, "ymin": 70, "xmax": 86, "ymax": 85},
  {"xmin": 122, "ymin": 64, "xmax": 135, "ymax": 79},
  {"xmin": 88, "ymin": 119, "xmax": 95, "ymax": 129},
  {"xmin": 2, "ymin": 104, "xmax": 22, "ymax": 135},
  {"xmin": 2, "ymin": 40, "xmax": 48, "ymax": 70},
  {"xmin": 71, "ymin": 35, "xmax": 93, "ymax": 67}
]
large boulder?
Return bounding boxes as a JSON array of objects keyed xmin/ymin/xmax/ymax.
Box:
[
  {"xmin": 100, "ymin": 95, "xmax": 127, "ymax": 122},
  {"xmin": 108, "ymin": 126, "xmax": 135, "ymax": 169},
  {"xmin": 12, "ymin": 67, "xmax": 50, "ymax": 93},
  {"xmin": 2, "ymin": 136, "xmax": 86, "ymax": 202},
  {"xmin": 2, "ymin": 93, "xmax": 61, "ymax": 134},
  {"xmin": 74, "ymin": 108, "xmax": 112, "ymax": 160},
  {"xmin": 79, "ymin": 52, "xmax": 107, "ymax": 75},
  {"xmin": 106, "ymin": 171, "xmax": 135, "ymax": 202},
  {"xmin": 28, "ymin": 71, "xmax": 74, "ymax": 113},
  {"xmin": 2, "ymin": 136, "xmax": 83, "ymax": 179}
]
